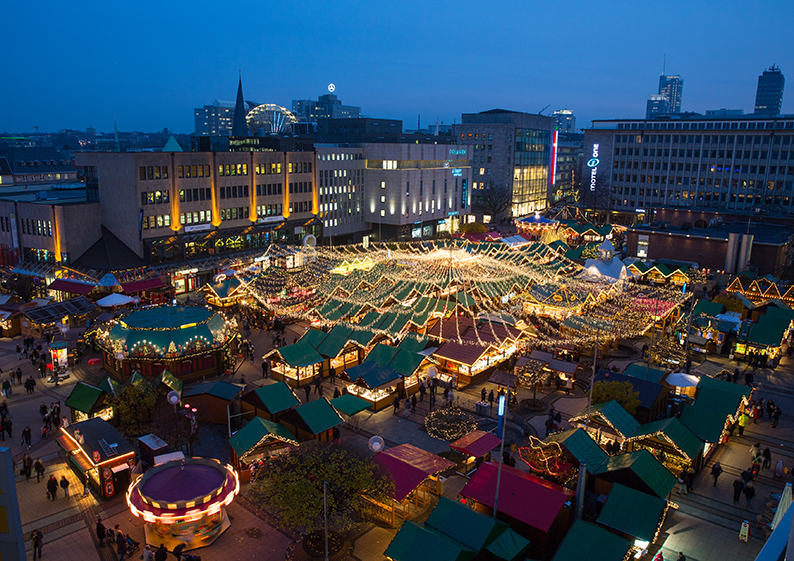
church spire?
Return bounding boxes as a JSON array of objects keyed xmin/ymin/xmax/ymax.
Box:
[{"xmin": 231, "ymin": 73, "xmax": 247, "ymax": 136}]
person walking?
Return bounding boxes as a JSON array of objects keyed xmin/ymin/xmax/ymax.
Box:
[
  {"xmin": 46, "ymin": 475, "xmax": 58, "ymax": 500},
  {"xmin": 329, "ymin": 367, "xmax": 336, "ymax": 384},
  {"xmin": 732, "ymin": 478, "xmax": 744, "ymax": 504},
  {"xmin": 31, "ymin": 529, "xmax": 43, "ymax": 559},
  {"xmin": 677, "ymin": 553, "xmax": 686, "ymax": 561},
  {"xmin": 481, "ymin": 387, "xmax": 487, "ymax": 402},
  {"xmin": 96, "ymin": 516, "xmax": 106, "ymax": 546},
  {"xmin": 333, "ymin": 387, "xmax": 341, "ymax": 399},
  {"xmin": 411, "ymin": 394, "xmax": 417, "ymax": 413},
  {"xmin": 744, "ymin": 481, "xmax": 756, "ymax": 508},
  {"xmin": 758, "ymin": 398, "xmax": 765, "ymax": 419},
  {"xmin": 429, "ymin": 391, "xmax": 436, "ymax": 410},
  {"xmin": 59, "ymin": 475, "xmax": 70, "ymax": 498},
  {"xmin": 141, "ymin": 545, "xmax": 154, "ymax": 561},
  {"xmin": 772, "ymin": 406, "xmax": 782, "ymax": 428},
  {"xmin": 393, "ymin": 395, "xmax": 400, "ymax": 414},
  {"xmin": 314, "ymin": 375, "xmax": 322, "ymax": 395},
  {"xmin": 261, "ymin": 361, "xmax": 268, "ymax": 379},
  {"xmin": 303, "ymin": 383, "xmax": 311, "ymax": 403},
  {"xmin": 750, "ymin": 442, "xmax": 761, "ymax": 461},
  {"xmin": 418, "ymin": 381, "xmax": 426, "ymax": 402},
  {"xmin": 488, "ymin": 390, "xmax": 495, "ymax": 410},
  {"xmin": 711, "ymin": 462, "xmax": 723, "ymax": 486},
  {"xmin": 684, "ymin": 469, "xmax": 695, "ymax": 494},
  {"xmin": 33, "ymin": 459, "xmax": 45, "ymax": 482},
  {"xmin": 172, "ymin": 543, "xmax": 185, "ymax": 561},
  {"xmin": 737, "ymin": 411, "xmax": 750, "ymax": 435},
  {"xmin": 762, "ymin": 448, "xmax": 772, "ymax": 470}
]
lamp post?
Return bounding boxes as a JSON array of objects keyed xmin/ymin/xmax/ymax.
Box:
[{"xmin": 493, "ymin": 395, "xmax": 507, "ymax": 518}]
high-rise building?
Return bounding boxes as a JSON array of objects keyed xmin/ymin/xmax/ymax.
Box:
[
  {"xmin": 754, "ymin": 65, "xmax": 785, "ymax": 116},
  {"xmin": 658, "ymin": 75, "xmax": 683, "ymax": 113},
  {"xmin": 292, "ymin": 94, "xmax": 361, "ymax": 122},
  {"xmin": 457, "ymin": 110, "xmax": 555, "ymax": 219},
  {"xmin": 553, "ymin": 109, "xmax": 576, "ymax": 133},
  {"xmin": 646, "ymin": 95, "xmax": 670, "ymax": 119},
  {"xmin": 194, "ymin": 99, "xmax": 259, "ymax": 136}
]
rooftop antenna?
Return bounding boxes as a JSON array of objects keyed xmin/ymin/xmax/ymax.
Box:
[
  {"xmin": 32, "ymin": 126, "xmax": 39, "ymax": 134},
  {"xmin": 538, "ymin": 104, "xmax": 550, "ymax": 115},
  {"xmin": 113, "ymin": 118, "xmax": 120, "ymax": 153},
  {"xmin": 662, "ymin": 54, "xmax": 666, "ymax": 75}
]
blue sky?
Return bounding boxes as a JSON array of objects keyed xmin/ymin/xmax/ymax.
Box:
[{"xmin": 3, "ymin": 0, "xmax": 793, "ymax": 133}]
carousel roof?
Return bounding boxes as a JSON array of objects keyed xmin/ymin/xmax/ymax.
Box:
[{"xmin": 101, "ymin": 305, "xmax": 230, "ymax": 359}]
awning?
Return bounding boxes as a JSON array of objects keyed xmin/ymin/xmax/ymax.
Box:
[
  {"xmin": 121, "ymin": 277, "xmax": 165, "ymax": 293},
  {"xmin": 450, "ymin": 430, "xmax": 501, "ymax": 458},
  {"xmin": 48, "ymin": 279, "xmax": 96, "ymax": 295}
]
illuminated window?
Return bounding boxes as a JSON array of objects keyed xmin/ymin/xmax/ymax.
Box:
[
  {"xmin": 380, "ymin": 209, "xmax": 385, "ymax": 217},
  {"xmin": 380, "ymin": 195, "xmax": 386, "ymax": 203}
]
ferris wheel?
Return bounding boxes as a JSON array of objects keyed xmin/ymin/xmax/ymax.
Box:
[{"xmin": 245, "ymin": 104, "xmax": 299, "ymax": 135}]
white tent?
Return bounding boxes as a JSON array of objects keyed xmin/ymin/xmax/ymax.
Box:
[
  {"xmin": 664, "ymin": 372, "xmax": 700, "ymax": 387},
  {"xmin": 96, "ymin": 293, "xmax": 134, "ymax": 307},
  {"xmin": 579, "ymin": 259, "xmax": 628, "ymax": 283},
  {"xmin": 772, "ymin": 483, "xmax": 793, "ymax": 530}
]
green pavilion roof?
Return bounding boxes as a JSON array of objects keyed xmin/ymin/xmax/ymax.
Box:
[
  {"xmin": 597, "ymin": 483, "xmax": 666, "ymax": 542},
  {"xmin": 553, "ymin": 520, "xmax": 631, "ymax": 561},
  {"xmin": 425, "ymin": 497, "xmax": 510, "ymax": 552},
  {"xmin": 274, "ymin": 340, "xmax": 324, "ymax": 368},
  {"xmin": 330, "ymin": 394, "xmax": 371, "ymax": 416},
  {"xmin": 315, "ymin": 325, "xmax": 354, "ymax": 357},
  {"xmin": 229, "ymin": 417, "xmax": 297, "ymax": 458},
  {"xmin": 244, "ymin": 381, "xmax": 300, "ymax": 414},
  {"xmin": 622, "ymin": 362, "xmax": 667, "ymax": 384},
  {"xmin": 680, "ymin": 380, "xmax": 748, "ymax": 443},
  {"xmin": 299, "ymin": 328, "xmax": 327, "ymax": 349},
  {"xmin": 103, "ymin": 305, "xmax": 230, "ymax": 359},
  {"xmin": 365, "ymin": 344, "xmax": 400, "ymax": 367},
  {"xmin": 183, "ymin": 380, "xmax": 243, "ymax": 402},
  {"xmin": 693, "ymin": 299, "xmax": 724, "ymax": 318},
  {"xmin": 389, "ymin": 349, "xmax": 425, "ymax": 377},
  {"xmin": 385, "ymin": 521, "xmax": 476, "ymax": 561},
  {"xmin": 97, "ymin": 376, "xmax": 120, "ymax": 397},
  {"xmin": 155, "ymin": 369, "xmax": 183, "ymax": 394}
]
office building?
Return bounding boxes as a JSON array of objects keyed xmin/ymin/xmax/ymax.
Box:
[
  {"xmin": 553, "ymin": 110, "xmax": 576, "ymax": 133},
  {"xmin": 754, "ymin": 65, "xmax": 785, "ymax": 116},
  {"xmin": 552, "ymin": 133, "xmax": 584, "ymax": 205},
  {"xmin": 658, "ymin": 74, "xmax": 683, "ymax": 113},
  {"xmin": 646, "ymin": 95, "xmax": 670, "ymax": 119},
  {"xmin": 457, "ymin": 110, "xmax": 555, "ymax": 220},
  {"xmin": 582, "ymin": 113, "xmax": 794, "ymax": 218},
  {"xmin": 194, "ymin": 100, "xmax": 259, "ymax": 136},
  {"xmin": 316, "ymin": 146, "xmax": 366, "ymax": 243},
  {"xmin": 706, "ymin": 109, "xmax": 744, "ymax": 116},
  {"xmin": 292, "ymin": 94, "xmax": 361, "ymax": 122}
]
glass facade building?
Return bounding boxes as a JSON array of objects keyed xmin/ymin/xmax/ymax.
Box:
[{"xmin": 512, "ymin": 128, "xmax": 551, "ymax": 217}]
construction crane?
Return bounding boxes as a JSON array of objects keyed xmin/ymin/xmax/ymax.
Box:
[{"xmin": 538, "ymin": 104, "xmax": 550, "ymax": 115}]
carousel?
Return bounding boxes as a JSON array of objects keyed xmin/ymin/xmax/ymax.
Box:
[
  {"xmin": 126, "ymin": 457, "xmax": 240, "ymax": 551},
  {"xmin": 94, "ymin": 305, "xmax": 238, "ymax": 383}
]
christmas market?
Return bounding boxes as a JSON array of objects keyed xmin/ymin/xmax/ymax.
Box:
[{"xmin": 94, "ymin": 305, "xmax": 238, "ymax": 382}]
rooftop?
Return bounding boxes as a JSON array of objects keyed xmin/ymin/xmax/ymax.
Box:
[{"xmin": 629, "ymin": 221, "xmax": 794, "ymax": 245}]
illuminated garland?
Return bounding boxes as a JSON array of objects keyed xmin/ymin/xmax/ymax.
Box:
[
  {"xmin": 424, "ymin": 407, "xmax": 477, "ymax": 442},
  {"xmin": 518, "ymin": 436, "xmax": 576, "ymax": 485}
]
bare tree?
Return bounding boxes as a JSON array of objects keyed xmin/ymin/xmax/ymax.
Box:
[{"xmin": 474, "ymin": 181, "xmax": 513, "ymax": 221}]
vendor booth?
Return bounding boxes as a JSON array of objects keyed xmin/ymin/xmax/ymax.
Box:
[
  {"xmin": 370, "ymin": 444, "xmax": 455, "ymax": 527},
  {"xmin": 65, "ymin": 382, "xmax": 114, "ymax": 423},
  {"xmin": 596, "ymin": 483, "xmax": 668, "ymax": 556},
  {"xmin": 240, "ymin": 381, "xmax": 300, "ymax": 422},
  {"xmin": 624, "ymin": 417, "xmax": 704, "ymax": 477},
  {"xmin": 229, "ymin": 417, "xmax": 298, "ymax": 481},
  {"xmin": 449, "ymin": 430, "xmax": 501, "ymax": 476},
  {"xmin": 552, "ymin": 520, "xmax": 631, "ymax": 561},
  {"xmin": 182, "ymin": 381, "xmax": 244, "ymax": 425},
  {"xmin": 593, "ymin": 450, "xmax": 677, "ymax": 499},
  {"xmin": 264, "ymin": 339, "xmax": 323, "ymax": 387},
  {"xmin": 277, "ymin": 397, "xmax": 344, "ymax": 442},
  {"xmin": 343, "ymin": 362, "xmax": 405, "ymax": 410},
  {"xmin": 57, "ymin": 417, "xmax": 135, "ymax": 500},
  {"xmin": 126, "ymin": 457, "xmax": 239, "ymax": 551},
  {"xmin": 569, "ymin": 400, "xmax": 641, "ymax": 445}
]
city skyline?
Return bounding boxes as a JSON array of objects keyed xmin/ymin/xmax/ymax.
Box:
[{"xmin": 3, "ymin": 0, "xmax": 794, "ymax": 134}]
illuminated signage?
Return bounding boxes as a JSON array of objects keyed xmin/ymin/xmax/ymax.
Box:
[
  {"xmin": 461, "ymin": 179, "xmax": 468, "ymax": 210},
  {"xmin": 588, "ymin": 144, "xmax": 600, "ymax": 191},
  {"xmin": 551, "ymin": 130, "xmax": 558, "ymax": 186},
  {"xmin": 449, "ymin": 149, "xmax": 467, "ymax": 155},
  {"xmin": 452, "ymin": 168, "xmax": 462, "ymax": 177}
]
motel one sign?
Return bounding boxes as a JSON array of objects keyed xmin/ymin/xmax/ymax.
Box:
[{"xmin": 587, "ymin": 144, "xmax": 600, "ymax": 191}]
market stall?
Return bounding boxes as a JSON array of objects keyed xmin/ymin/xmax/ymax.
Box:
[
  {"xmin": 182, "ymin": 381, "xmax": 244, "ymax": 425},
  {"xmin": 229, "ymin": 417, "xmax": 298, "ymax": 481},
  {"xmin": 552, "ymin": 520, "xmax": 631, "ymax": 561},
  {"xmin": 277, "ymin": 397, "xmax": 344, "ymax": 442},
  {"xmin": 264, "ymin": 338, "xmax": 323, "ymax": 387},
  {"xmin": 596, "ymin": 483, "xmax": 668, "ymax": 556},
  {"xmin": 126, "ymin": 457, "xmax": 239, "ymax": 551},
  {"xmin": 593, "ymin": 450, "xmax": 677, "ymax": 499},
  {"xmin": 57, "ymin": 417, "xmax": 135, "ymax": 500},
  {"xmin": 370, "ymin": 444, "xmax": 455, "ymax": 527},
  {"xmin": 449, "ymin": 430, "xmax": 501, "ymax": 476},
  {"xmin": 624, "ymin": 417, "xmax": 704, "ymax": 477},
  {"xmin": 240, "ymin": 381, "xmax": 300, "ymax": 422},
  {"xmin": 343, "ymin": 362, "xmax": 405, "ymax": 410},
  {"xmin": 569, "ymin": 400, "xmax": 641, "ymax": 446},
  {"xmin": 65, "ymin": 382, "xmax": 114, "ymax": 423},
  {"xmin": 200, "ymin": 276, "xmax": 252, "ymax": 308}
]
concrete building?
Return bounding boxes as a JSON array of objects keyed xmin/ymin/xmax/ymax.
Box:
[
  {"xmin": 553, "ymin": 110, "xmax": 576, "ymax": 133},
  {"xmin": 457, "ymin": 110, "xmax": 556, "ymax": 220},
  {"xmin": 754, "ymin": 65, "xmax": 785, "ymax": 116},
  {"xmin": 76, "ymin": 148, "xmax": 320, "ymax": 282},
  {"xmin": 292, "ymin": 94, "xmax": 361, "ymax": 122},
  {"xmin": 552, "ymin": 133, "xmax": 584, "ymax": 205},
  {"xmin": 582, "ymin": 113, "xmax": 794, "ymax": 216},
  {"xmin": 646, "ymin": 95, "xmax": 670, "ymax": 119},
  {"xmin": 316, "ymin": 146, "xmax": 366, "ymax": 243}
]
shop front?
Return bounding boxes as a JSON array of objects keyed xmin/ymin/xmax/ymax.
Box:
[
  {"xmin": 343, "ymin": 362, "xmax": 405, "ymax": 411},
  {"xmin": 57, "ymin": 418, "xmax": 136, "ymax": 500},
  {"xmin": 265, "ymin": 340, "xmax": 324, "ymax": 387},
  {"xmin": 432, "ymin": 340, "xmax": 508, "ymax": 388},
  {"xmin": 229, "ymin": 417, "xmax": 298, "ymax": 482},
  {"xmin": 624, "ymin": 417, "xmax": 704, "ymax": 477}
]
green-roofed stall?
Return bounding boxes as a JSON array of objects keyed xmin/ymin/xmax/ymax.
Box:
[
  {"xmin": 279, "ymin": 397, "xmax": 344, "ymax": 442},
  {"xmin": 265, "ymin": 339, "xmax": 324, "ymax": 387},
  {"xmin": 569, "ymin": 400, "xmax": 641, "ymax": 440},
  {"xmin": 182, "ymin": 380, "xmax": 244, "ymax": 424},
  {"xmin": 241, "ymin": 381, "xmax": 300, "ymax": 421},
  {"xmin": 594, "ymin": 449, "xmax": 677, "ymax": 499},
  {"xmin": 365, "ymin": 343, "xmax": 400, "ymax": 367},
  {"xmin": 626, "ymin": 417, "xmax": 704, "ymax": 476},
  {"xmin": 66, "ymin": 382, "xmax": 113, "ymax": 423},
  {"xmin": 155, "ymin": 369, "xmax": 183, "ymax": 394},
  {"xmin": 552, "ymin": 520, "xmax": 631, "ymax": 561},
  {"xmin": 597, "ymin": 483, "xmax": 667, "ymax": 544},
  {"xmin": 385, "ymin": 521, "xmax": 476, "ymax": 561},
  {"xmin": 545, "ymin": 428, "xmax": 608, "ymax": 472},
  {"xmin": 330, "ymin": 393, "xmax": 371, "ymax": 416},
  {"xmin": 680, "ymin": 377, "xmax": 750, "ymax": 444},
  {"xmin": 229, "ymin": 417, "xmax": 297, "ymax": 481},
  {"xmin": 97, "ymin": 304, "xmax": 237, "ymax": 383},
  {"xmin": 97, "ymin": 376, "xmax": 121, "ymax": 397}
]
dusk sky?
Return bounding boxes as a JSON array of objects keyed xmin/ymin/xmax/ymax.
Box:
[{"xmin": 4, "ymin": 0, "xmax": 793, "ymax": 134}]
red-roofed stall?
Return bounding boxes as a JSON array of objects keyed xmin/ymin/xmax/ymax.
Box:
[
  {"xmin": 370, "ymin": 443, "xmax": 455, "ymax": 526},
  {"xmin": 450, "ymin": 430, "xmax": 501, "ymax": 475},
  {"xmin": 461, "ymin": 462, "xmax": 575, "ymax": 560}
]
